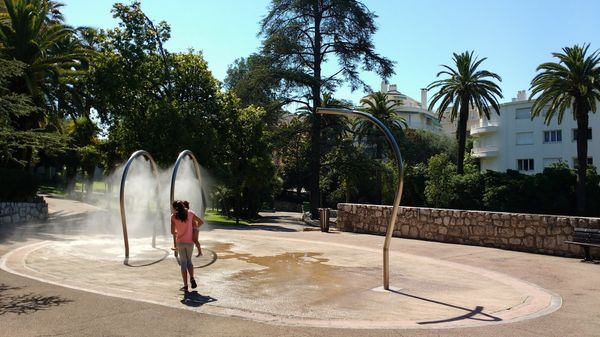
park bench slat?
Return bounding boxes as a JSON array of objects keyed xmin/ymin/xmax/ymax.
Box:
[{"xmin": 565, "ymin": 228, "xmax": 600, "ymax": 262}]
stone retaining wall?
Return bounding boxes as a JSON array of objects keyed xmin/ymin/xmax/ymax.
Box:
[
  {"xmin": 0, "ymin": 199, "xmax": 48, "ymax": 225},
  {"xmin": 337, "ymin": 203, "xmax": 600, "ymax": 257}
]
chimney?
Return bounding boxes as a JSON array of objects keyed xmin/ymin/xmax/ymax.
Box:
[
  {"xmin": 421, "ymin": 88, "xmax": 428, "ymax": 110},
  {"xmin": 517, "ymin": 90, "xmax": 527, "ymax": 101},
  {"xmin": 389, "ymin": 84, "xmax": 397, "ymax": 92},
  {"xmin": 381, "ymin": 80, "xmax": 389, "ymax": 93}
]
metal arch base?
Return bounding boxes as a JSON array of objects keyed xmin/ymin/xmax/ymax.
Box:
[
  {"xmin": 119, "ymin": 150, "xmax": 164, "ymax": 259},
  {"xmin": 317, "ymin": 107, "xmax": 405, "ymax": 290}
]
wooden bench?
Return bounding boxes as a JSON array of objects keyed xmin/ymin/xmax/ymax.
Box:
[{"xmin": 564, "ymin": 228, "xmax": 600, "ymax": 262}]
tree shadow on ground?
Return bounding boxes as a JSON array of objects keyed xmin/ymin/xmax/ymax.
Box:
[
  {"xmin": 0, "ymin": 207, "xmax": 112, "ymax": 245},
  {"xmin": 0, "ymin": 284, "xmax": 72, "ymax": 315},
  {"xmin": 206, "ymin": 221, "xmax": 298, "ymax": 232}
]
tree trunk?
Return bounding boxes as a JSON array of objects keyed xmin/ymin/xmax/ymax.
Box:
[
  {"xmin": 576, "ymin": 108, "xmax": 589, "ymax": 215},
  {"xmin": 65, "ymin": 165, "xmax": 77, "ymax": 195},
  {"xmin": 456, "ymin": 100, "xmax": 469, "ymax": 174},
  {"xmin": 309, "ymin": 7, "xmax": 322, "ymax": 219},
  {"xmin": 84, "ymin": 165, "xmax": 95, "ymax": 199},
  {"xmin": 376, "ymin": 142, "xmax": 383, "ymax": 204},
  {"xmin": 309, "ymin": 101, "xmax": 322, "ymax": 219}
]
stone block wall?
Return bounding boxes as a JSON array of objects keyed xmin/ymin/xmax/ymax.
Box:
[
  {"xmin": 0, "ymin": 200, "xmax": 48, "ymax": 225},
  {"xmin": 337, "ymin": 203, "xmax": 600, "ymax": 257}
]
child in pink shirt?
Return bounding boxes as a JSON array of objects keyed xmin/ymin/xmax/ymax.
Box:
[{"xmin": 170, "ymin": 200, "xmax": 203, "ymax": 292}]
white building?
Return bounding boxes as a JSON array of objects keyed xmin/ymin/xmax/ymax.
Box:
[
  {"xmin": 373, "ymin": 82, "xmax": 442, "ymax": 133},
  {"xmin": 440, "ymin": 106, "xmax": 481, "ymax": 138},
  {"xmin": 471, "ymin": 90, "xmax": 600, "ymax": 174}
]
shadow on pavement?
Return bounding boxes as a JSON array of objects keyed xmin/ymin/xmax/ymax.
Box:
[
  {"xmin": 387, "ymin": 289, "xmax": 502, "ymax": 325},
  {"xmin": 206, "ymin": 222, "xmax": 298, "ymax": 232},
  {"xmin": 181, "ymin": 291, "xmax": 217, "ymax": 307},
  {"xmin": 0, "ymin": 284, "xmax": 72, "ymax": 315}
]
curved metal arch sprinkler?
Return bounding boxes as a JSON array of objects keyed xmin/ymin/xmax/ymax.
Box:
[
  {"xmin": 119, "ymin": 150, "xmax": 163, "ymax": 259},
  {"xmin": 170, "ymin": 150, "xmax": 203, "ymax": 256},
  {"xmin": 170, "ymin": 150, "xmax": 203, "ymax": 208},
  {"xmin": 317, "ymin": 107, "xmax": 405, "ymax": 290}
]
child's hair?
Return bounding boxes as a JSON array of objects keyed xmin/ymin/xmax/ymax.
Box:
[
  {"xmin": 172, "ymin": 200, "xmax": 188, "ymax": 221},
  {"xmin": 183, "ymin": 200, "xmax": 190, "ymax": 209}
]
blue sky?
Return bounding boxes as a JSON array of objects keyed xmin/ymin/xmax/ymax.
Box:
[{"xmin": 61, "ymin": 0, "xmax": 600, "ymax": 106}]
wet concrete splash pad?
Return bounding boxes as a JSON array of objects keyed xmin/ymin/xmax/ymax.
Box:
[{"xmin": 0, "ymin": 230, "xmax": 561, "ymax": 329}]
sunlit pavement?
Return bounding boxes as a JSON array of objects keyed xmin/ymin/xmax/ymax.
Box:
[{"xmin": 1, "ymin": 197, "xmax": 599, "ymax": 336}]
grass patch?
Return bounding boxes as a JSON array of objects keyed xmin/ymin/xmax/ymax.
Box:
[
  {"xmin": 75, "ymin": 181, "xmax": 108, "ymax": 193},
  {"xmin": 38, "ymin": 184, "xmax": 66, "ymax": 196},
  {"xmin": 204, "ymin": 209, "xmax": 250, "ymax": 225}
]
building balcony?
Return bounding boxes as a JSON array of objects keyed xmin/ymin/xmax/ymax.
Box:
[
  {"xmin": 470, "ymin": 125, "xmax": 498, "ymax": 136},
  {"xmin": 472, "ymin": 147, "xmax": 499, "ymax": 158}
]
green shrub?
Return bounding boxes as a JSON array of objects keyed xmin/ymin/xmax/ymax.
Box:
[
  {"xmin": 0, "ymin": 168, "xmax": 40, "ymax": 202},
  {"xmin": 401, "ymin": 163, "xmax": 427, "ymax": 206},
  {"xmin": 425, "ymin": 153, "xmax": 457, "ymax": 207},
  {"xmin": 450, "ymin": 173, "xmax": 484, "ymax": 210}
]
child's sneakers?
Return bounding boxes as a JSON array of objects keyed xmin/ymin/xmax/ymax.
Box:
[
  {"xmin": 190, "ymin": 278, "xmax": 197, "ymax": 289},
  {"xmin": 180, "ymin": 285, "xmax": 189, "ymax": 293}
]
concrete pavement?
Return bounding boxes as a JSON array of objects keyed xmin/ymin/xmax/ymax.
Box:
[{"xmin": 0, "ymin": 196, "xmax": 599, "ymax": 336}]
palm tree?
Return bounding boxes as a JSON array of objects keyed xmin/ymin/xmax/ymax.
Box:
[
  {"xmin": 357, "ymin": 91, "xmax": 406, "ymax": 157},
  {"xmin": 0, "ymin": 0, "xmax": 89, "ymax": 126},
  {"xmin": 1, "ymin": 0, "xmax": 90, "ymax": 168},
  {"xmin": 530, "ymin": 44, "xmax": 600, "ymax": 214},
  {"xmin": 428, "ymin": 51, "xmax": 503, "ymax": 174},
  {"xmin": 357, "ymin": 91, "xmax": 406, "ymax": 204}
]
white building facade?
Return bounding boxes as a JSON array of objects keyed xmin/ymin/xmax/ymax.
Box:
[
  {"xmin": 376, "ymin": 82, "xmax": 442, "ymax": 133},
  {"xmin": 471, "ymin": 91, "xmax": 600, "ymax": 174}
]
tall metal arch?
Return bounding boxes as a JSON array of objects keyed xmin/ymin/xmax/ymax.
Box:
[
  {"xmin": 317, "ymin": 107, "xmax": 405, "ymax": 290},
  {"xmin": 169, "ymin": 150, "xmax": 203, "ymax": 210},
  {"xmin": 119, "ymin": 150, "xmax": 163, "ymax": 258},
  {"xmin": 169, "ymin": 150, "xmax": 203, "ymax": 258}
]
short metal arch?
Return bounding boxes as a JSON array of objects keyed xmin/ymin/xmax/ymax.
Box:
[{"xmin": 119, "ymin": 150, "xmax": 163, "ymax": 259}]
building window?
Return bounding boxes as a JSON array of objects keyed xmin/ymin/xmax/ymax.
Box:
[
  {"xmin": 517, "ymin": 159, "xmax": 534, "ymax": 171},
  {"xmin": 516, "ymin": 132, "xmax": 534, "ymax": 145},
  {"xmin": 515, "ymin": 108, "xmax": 530, "ymax": 119},
  {"xmin": 572, "ymin": 157, "xmax": 593, "ymax": 169},
  {"xmin": 572, "ymin": 128, "xmax": 592, "ymax": 141},
  {"xmin": 543, "ymin": 130, "xmax": 562, "ymax": 143}
]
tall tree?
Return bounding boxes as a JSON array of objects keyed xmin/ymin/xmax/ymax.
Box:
[
  {"xmin": 0, "ymin": 0, "xmax": 88, "ymax": 167},
  {"xmin": 219, "ymin": 93, "xmax": 279, "ymax": 222},
  {"xmin": 88, "ymin": 2, "xmax": 222, "ymax": 166},
  {"xmin": 224, "ymin": 53, "xmax": 283, "ymax": 125},
  {"xmin": 428, "ymin": 51, "xmax": 503, "ymax": 174},
  {"xmin": 0, "ymin": 58, "xmax": 65, "ymax": 167},
  {"xmin": 530, "ymin": 44, "xmax": 600, "ymax": 214},
  {"xmin": 260, "ymin": 0, "xmax": 394, "ymax": 217}
]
